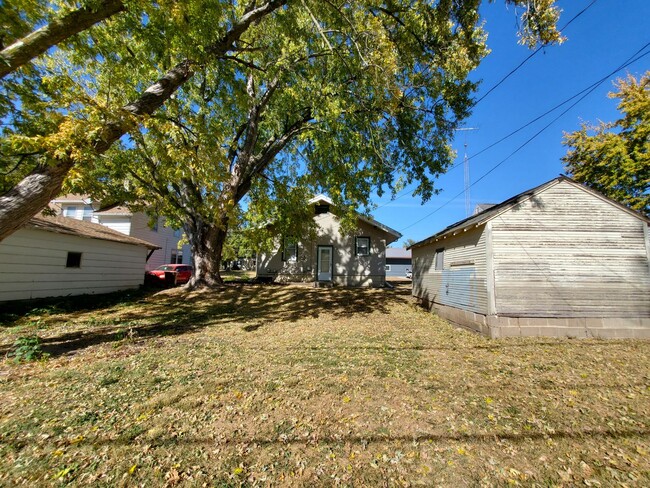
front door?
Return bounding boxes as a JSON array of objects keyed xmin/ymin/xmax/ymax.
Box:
[{"xmin": 317, "ymin": 246, "xmax": 333, "ymax": 281}]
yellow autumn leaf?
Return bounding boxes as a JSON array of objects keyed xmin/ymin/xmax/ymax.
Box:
[{"xmin": 129, "ymin": 464, "xmax": 137, "ymax": 475}]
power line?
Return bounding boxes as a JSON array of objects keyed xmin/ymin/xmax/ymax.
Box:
[
  {"xmin": 376, "ymin": 1, "xmax": 600, "ymax": 212},
  {"xmin": 474, "ymin": 0, "xmax": 599, "ymax": 105},
  {"xmin": 397, "ymin": 43, "xmax": 650, "ymax": 233}
]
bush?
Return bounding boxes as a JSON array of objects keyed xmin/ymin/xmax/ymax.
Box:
[{"xmin": 10, "ymin": 335, "xmax": 49, "ymax": 362}]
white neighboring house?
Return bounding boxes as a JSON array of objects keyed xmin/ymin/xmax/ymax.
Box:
[
  {"xmin": 0, "ymin": 215, "xmax": 160, "ymax": 302},
  {"xmin": 50, "ymin": 195, "xmax": 191, "ymax": 270}
]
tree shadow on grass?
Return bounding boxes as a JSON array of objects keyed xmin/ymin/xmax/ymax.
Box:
[
  {"xmin": 1, "ymin": 283, "xmax": 411, "ymax": 359},
  {"xmin": 92, "ymin": 426, "xmax": 650, "ymax": 448}
]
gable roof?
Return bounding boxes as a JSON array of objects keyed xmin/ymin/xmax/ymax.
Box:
[
  {"xmin": 309, "ymin": 194, "xmax": 402, "ymax": 240},
  {"xmin": 94, "ymin": 206, "xmax": 133, "ymax": 216},
  {"xmin": 409, "ymin": 176, "xmax": 650, "ymax": 250},
  {"xmin": 27, "ymin": 215, "xmax": 160, "ymax": 250}
]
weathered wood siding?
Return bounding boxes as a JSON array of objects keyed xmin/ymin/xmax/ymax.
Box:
[
  {"xmin": 0, "ymin": 228, "xmax": 148, "ymax": 302},
  {"xmin": 412, "ymin": 225, "xmax": 488, "ymax": 314},
  {"xmin": 256, "ymin": 212, "xmax": 392, "ymax": 286},
  {"xmin": 490, "ymin": 180, "xmax": 650, "ymax": 317}
]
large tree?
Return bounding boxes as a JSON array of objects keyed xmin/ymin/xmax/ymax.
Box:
[
  {"xmin": 0, "ymin": 0, "xmax": 563, "ymax": 253},
  {"xmin": 563, "ymin": 72, "xmax": 649, "ymax": 214},
  {"xmin": 0, "ymin": 0, "xmax": 287, "ymax": 241},
  {"xmin": 66, "ymin": 0, "xmax": 564, "ymax": 287}
]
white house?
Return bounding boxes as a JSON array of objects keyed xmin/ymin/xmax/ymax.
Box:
[
  {"xmin": 50, "ymin": 195, "xmax": 191, "ymax": 270},
  {"xmin": 256, "ymin": 195, "xmax": 401, "ymax": 286},
  {"xmin": 0, "ymin": 215, "xmax": 160, "ymax": 302},
  {"xmin": 409, "ymin": 176, "xmax": 650, "ymax": 339}
]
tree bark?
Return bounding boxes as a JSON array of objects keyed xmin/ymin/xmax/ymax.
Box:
[
  {"xmin": 186, "ymin": 216, "xmax": 229, "ymax": 288},
  {"xmin": 0, "ymin": 0, "xmax": 126, "ymax": 80},
  {"xmin": 0, "ymin": 0, "xmax": 287, "ymax": 243}
]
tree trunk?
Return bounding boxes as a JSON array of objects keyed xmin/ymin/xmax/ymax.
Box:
[
  {"xmin": 186, "ymin": 216, "xmax": 229, "ymax": 289},
  {"xmin": 0, "ymin": 0, "xmax": 126, "ymax": 80}
]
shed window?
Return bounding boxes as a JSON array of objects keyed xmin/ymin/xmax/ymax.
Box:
[
  {"xmin": 282, "ymin": 238, "xmax": 297, "ymax": 262},
  {"xmin": 66, "ymin": 252, "xmax": 82, "ymax": 268},
  {"xmin": 434, "ymin": 248, "xmax": 444, "ymax": 271},
  {"xmin": 355, "ymin": 237, "xmax": 370, "ymax": 256},
  {"xmin": 63, "ymin": 206, "xmax": 77, "ymax": 218},
  {"xmin": 385, "ymin": 264, "xmax": 391, "ymax": 271}
]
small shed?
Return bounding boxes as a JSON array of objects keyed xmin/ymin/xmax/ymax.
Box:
[
  {"xmin": 385, "ymin": 248, "xmax": 412, "ymax": 277},
  {"xmin": 0, "ymin": 215, "xmax": 160, "ymax": 302},
  {"xmin": 409, "ymin": 176, "xmax": 650, "ymax": 339}
]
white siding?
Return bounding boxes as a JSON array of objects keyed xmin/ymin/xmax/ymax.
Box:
[
  {"xmin": 490, "ymin": 180, "xmax": 650, "ymax": 318},
  {"xmin": 0, "ymin": 228, "xmax": 149, "ymax": 302},
  {"xmin": 412, "ymin": 225, "xmax": 488, "ymax": 314},
  {"xmin": 96, "ymin": 215, "xmax": 132, "ymax": 236},
  {"xmin": 129, "ymin": 213, "xmax": 184, "ymax": 271}
]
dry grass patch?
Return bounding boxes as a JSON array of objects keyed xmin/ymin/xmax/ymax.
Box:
[{"xmin": 1, "ymin": 284, "xmax": 649, "ymax": 486}]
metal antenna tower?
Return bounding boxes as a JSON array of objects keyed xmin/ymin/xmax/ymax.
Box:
[{"xmin": 454, "ymin": 128, "xmax": 479, "ymax": 217}]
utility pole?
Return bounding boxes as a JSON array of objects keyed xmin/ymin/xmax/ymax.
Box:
[{"xmin": 454, "ymin": 127, "xmax": 479, "ymax": 217}]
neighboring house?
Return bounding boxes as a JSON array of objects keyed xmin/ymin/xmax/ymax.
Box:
[
  {"xmin": 0, "ymin": 215, "xmax": 159, "ymax": 302},
  {"xmin": 409, "ymin": 176, "xmax": 650, "ymax": 339},
  {"xmin": 257, "ymin": 195, "xmax": 401, "ymax": 286},
  {"xmin": 385, "ymin": 248, "xmax": 412, "ymax": 278},
  {"xmin": 50, "ymin": 195, "xmax": 191, "ymax": 270}
]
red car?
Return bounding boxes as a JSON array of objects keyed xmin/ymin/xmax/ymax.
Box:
[{"xmin": 145, "ymin": 264, "xmax": 193, "ymax": 285}]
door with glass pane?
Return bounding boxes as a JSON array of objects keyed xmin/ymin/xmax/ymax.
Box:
[{"xmin": 317, "ymin": 246, "xmax": 333, "ymax": 281}]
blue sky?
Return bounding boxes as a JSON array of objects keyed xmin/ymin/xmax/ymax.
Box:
[{"xmin": 374, "ymin": 0, "xmax": 650, "ymax": 247}]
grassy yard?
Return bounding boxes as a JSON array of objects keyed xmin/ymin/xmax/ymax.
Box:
[{"xmin": 1, "ymin": 284, "xmax": 648, "ymax": 487}]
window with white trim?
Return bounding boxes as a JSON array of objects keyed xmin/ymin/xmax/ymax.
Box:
[
  {"xmin": 385, "ymin": 264, "xmax": 391, "ymax": 271},
  {"xmin": 82, "ymin": 205, "xmax": 93, "ymax": 221},
  {"xmin": 282, "ymin": 238, "xmax": 297, "ymax": 262},
  {"xmin": 355, "ymin": 237, "xmax": 370, "ymax": 256},
  {"xmin": 63, "ymin": 206, "xmax": 77, "ymax": 218}
]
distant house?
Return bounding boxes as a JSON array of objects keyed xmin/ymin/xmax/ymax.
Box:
[
  {"xmin": 385, "ymin": 248, "xmax": 412, "ymax": 278},
  {"xmin": 409, "ymin": 176, "xmax": 650, "ymax": 339},
  {"xmin": 50, "ymin": 195, "xmax": 191, "ymax": 270},
  {"xmin": 256, "ymin": 195, "xmax": 401, "ymax": 286},
  {"xmin": 0, "ymin": 215, "xmax": 159, "ymax": 302}
]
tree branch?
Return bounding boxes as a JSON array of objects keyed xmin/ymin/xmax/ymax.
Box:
[
  {"xmin": 0, "ymin": 0, "xmax": 287, "ymax": 241},
  {"xmin": 0, "ymin": 0, "xmax": 126, "ymax": 80}
]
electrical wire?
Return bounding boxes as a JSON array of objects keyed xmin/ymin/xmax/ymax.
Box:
[{"xmin": 397, "ymin": 43, "xmax": 650, "ymax": 233}]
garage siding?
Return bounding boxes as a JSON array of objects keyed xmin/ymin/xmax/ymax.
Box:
[{"xmin": 0, "ymin": 228, "xmax": 149, "ymax": 301}]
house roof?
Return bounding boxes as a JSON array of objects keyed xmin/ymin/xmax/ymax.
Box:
[
  {"xmin": 51, "ymin": 194, "xmax": 92, "ymax": 204},
  {"xmin": 309, "ymin": 194, "xmax": 402, "ymax": 240},
  {"xmin": 94, "ymin": 205, "xmax": 133, "ymax": 216},
  {"xmin": 27, "ymin": 215, "xmax": 160, "ymax": 250},
  {"xmin": 409, "ymin": 176, "xmax": 650, "ymax": 250},
  {"xmin": 386, "ymin": 248, "xmax": 411, "ymax": 259}
]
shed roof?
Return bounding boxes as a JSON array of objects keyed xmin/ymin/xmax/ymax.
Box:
[
  {"xmin": 309, "ymin": 194, "xmax": 402, "ymax": 241},
  {"xmin": 27, "ymin": 215, "xmax": 160, "ymax": 250},
  {"xmin": 409, "ymin": 176, "xmax": 650, "ymax": 250}
]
